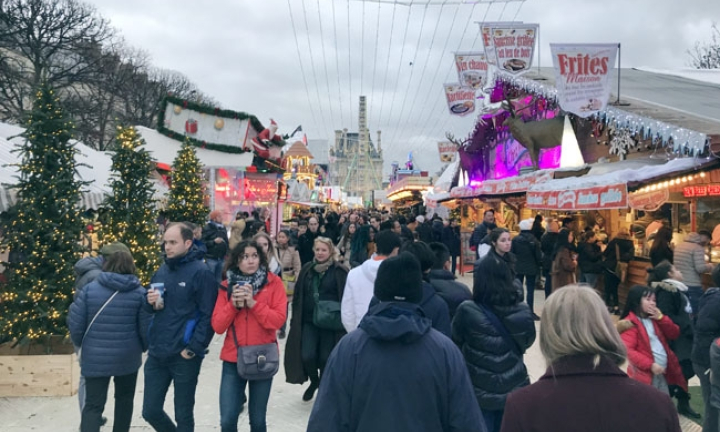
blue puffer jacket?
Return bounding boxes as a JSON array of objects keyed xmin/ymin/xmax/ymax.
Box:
[
  {"xmin": 147, "ymin": 245, "xmax": 218, "ymax": 359},
  {"xmin": 68, "ymin": 272, "xmax": 150, "ymax": 378}
]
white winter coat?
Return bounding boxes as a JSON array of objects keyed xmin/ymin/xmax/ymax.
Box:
[{"xmin": 341, "ymin": 257, "xmax": 384, "ymax": 332}]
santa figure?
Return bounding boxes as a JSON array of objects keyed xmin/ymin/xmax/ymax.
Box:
[{"xmin": 249, "ymin": 119, "xmax": 283, "ymax": 161}]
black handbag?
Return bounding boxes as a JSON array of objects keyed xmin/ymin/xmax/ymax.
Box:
[
  {"xmin": 312, "ymin": 273, "xmax": 344, "ymax": 331},
  {"xmin": 230, "ymin": 324, "xmax": 279, "ymax": 381}
]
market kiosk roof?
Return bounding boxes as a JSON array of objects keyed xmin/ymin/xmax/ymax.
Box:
[
  {"xmin": 136, "ymin": 126, "xmax": 254, "ymax": 169},
  {"xmin": 506, "ymin": 68, "xmax": 720, "ymax": 139}
]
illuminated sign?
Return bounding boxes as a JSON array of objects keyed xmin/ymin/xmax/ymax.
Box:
[{"xmin": 683, "ymin": 184, "xmax": 720, "ymax": 198}]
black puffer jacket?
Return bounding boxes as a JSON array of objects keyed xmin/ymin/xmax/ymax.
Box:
[
  {"xmin": 511, "ymin": 231, "xmax": 541, "ymax": 276},
  {"xmin": 426, "ymin": 269, "xmax": 472, "ymax": 318},
  {"xmin": 653, "ymin": 280, "xmax": 693, "ymax": 362},
  {"xmin": 692, "ymin": 287, "xmax": 720, "ymax": 368},
  {"xmin": 452, "ymin": 299, "xmax": 536, "ymax": 411},
  {"xmin": 577, "ymin": 242, "xmax": 604, "ymax": 274},
  {"xmin": 540, "ymin": 231, "xmax": 559, "ymax": 271}
]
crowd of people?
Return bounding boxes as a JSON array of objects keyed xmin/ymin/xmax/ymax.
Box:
[{"xmin": 67, "ymin": 206, "xmax": 720, "ymax": 432}]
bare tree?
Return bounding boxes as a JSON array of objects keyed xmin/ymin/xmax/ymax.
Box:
[
  {"xmin": 118, "ymin": 67, "xmax": 218, "ymax": 129},
  {"xmin": 0, "ymin": 0, "xmax": 114, "ymax": 119},
  {"xmin": 64, "ymin": 41, "xmax": 149, "ymax": 150},
  {"xmin": 689, "ymin": 24, "xmax": 720, "ymax": 69}
]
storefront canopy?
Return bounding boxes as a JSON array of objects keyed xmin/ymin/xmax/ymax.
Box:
[{"xmin": 527, "ymin": 157, "xmax": 709, "ymax": 211}]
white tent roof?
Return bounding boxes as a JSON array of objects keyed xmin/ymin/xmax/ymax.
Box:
[
  {"xmin": 135, "ymin": 126, "xmax": 254, "ymax": 169},
  {"xmin": 434, "ymin": 158, "xmax": 459, "ymax": 193},
  {"xmin": 0, "ymin": 122, "xmax": 170, "ymax": 212},
  {"xmin": 0, "ymin": 122, "xmax": 111, "ymax": 211}
]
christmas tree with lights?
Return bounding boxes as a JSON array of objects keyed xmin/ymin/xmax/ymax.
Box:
[
  {"xmin": 0, "ymin": 84, "xmax": 86, "ymax": 344},
  {"xmin": 165, "ymin": 138, "xmax": 208, "ymax": 225},
  {"xmin": 103, "ymin": 126, "xmax": 162, "ymax": 284}
]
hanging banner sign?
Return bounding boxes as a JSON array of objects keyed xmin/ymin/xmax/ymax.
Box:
[
  {"xmin": 479, "ymin": 170, "xmax": 555, "ymax": 195},
  {"xmin": 450, "ymin": 185, "xmax": 480, "ymax": 199},
  {"xmin": 437, "ymin": 141, "xmax": 458, "ymax": 163},
  {"xmin": 444, "ymin": 83, "xmax": 475, "ymax": 117},
  {"xmin": 479, "ymin": 21, "xmax": 523, "ymax": 66},
  {"xmin": 550, "ymin": 43, "xmax": 619, "ymax": 118},
  {"xmin": 527, "ymin": 183, "xmax": 628, "ymax": 210},
  {"xmin": 454, "ymin": 52, "xmax": 489, "ymax": 90},
  {"xmin": 484, "ymin": 24, "xmax": 539, "ymax": 75},
  {"xmin": 628, "ymin": 188, "xmax": 669, "ymax": 211}
]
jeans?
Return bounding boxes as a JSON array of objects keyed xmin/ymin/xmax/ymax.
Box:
[
  {"xmin": 579, "ymin": 273, "xmax": 598, "ymax": 289},
  {"xmin": 301, "ymin": 322, "xmax": 337, "ymax": 384},
  {"xmin": 142, "ymin": 354, "xmax": 203, "ymax": 432},
  {"xmin": 219, "ymin": 361, "xmax": 273, "ymax": 432},
  {"xmin": 604, "ymin": 271, "xmax": 620, "ymax": 308},
  {"xmin": 687, "ymin": 285, "xmax": 703, "ymax": 323},
  {"xmin": 516, "ymin": 274, "xmax": 536, "ymax": 313},
  {"xmin": 482, "ymin": 408, "xmax": 505, "ymax": 432},
  {"xmin": 74, "ymin": 345, "xmax": 86, "ymax": 414},
  {"xmin": 82, "ymin": 372, "xmax": 138, "ymax": 432},
  {"xmin": 694, "ymin": 362, "xmax": 720, "ymax": 432},
  {"xmin": 543, "ymin": 269, "xmax": 552, "ymax": 299},
  {"xmin": 206, "ymin": 258, "xmax": 223, "ymax": 284}
]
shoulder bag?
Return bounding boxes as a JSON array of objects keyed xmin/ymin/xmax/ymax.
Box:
[
  {"xmin": 312, "ymin": 270, "xmax": 344, "ymax": 331},
  {"xmin": 477, "ymin": 303, "xmax": 522, "ymax": 356},
  {"xmin": 78, "ymin": 291, "xmax": 119, "ymax": 362},
  {"xmin": 230, "ymin": 323, "xmax": 279, "ymax": 381},
  {"xmin": 615, "ymin": 244, "xmax": 629, "ymax": 283}
]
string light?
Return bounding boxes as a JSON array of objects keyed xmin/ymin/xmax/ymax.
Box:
[{"xmin": 1, "ymin": 84, "xmax": 85, "ymax": 343}]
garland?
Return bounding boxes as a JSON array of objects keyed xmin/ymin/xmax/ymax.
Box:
[{"xmin": 156, "ymin": 95, "xmax": 285, "ymax": 154}]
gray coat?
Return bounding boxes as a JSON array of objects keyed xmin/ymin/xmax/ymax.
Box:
[
  {"xmin": 674, "ymin": 233, "xmax": 713, "ymax": 286},
  {"xmin": 73, "ymin": 256, "xmax": 103, "ymax": 299},
  {"xmin": 68, "ymin": 272, "xmax": 150, "ymax": 378}
]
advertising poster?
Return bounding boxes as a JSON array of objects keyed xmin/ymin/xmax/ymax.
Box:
[
  {"xmin": 437, "ymin": 141, "xmax": 458, "ymax": 163},
  {"xmin": 454, "ymin": 52, "xmax": 489, "ymax": 90},
  {"xmin": 550, "ymin": 43, "xmax": 619, "ymax": 117},
  {"xmin": 479, "ymin": 21, "xmax": 523, "ymax": 65},
  {"xmin": 443, "ymin": 83, "xmax": 476, "ymax": 117},
  {"xmin": 489, "ymin": 24, "xmax": 539, "ymax": 75}
]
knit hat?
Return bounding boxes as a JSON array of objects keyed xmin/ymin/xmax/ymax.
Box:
[
  {"xmin": 100, "ymin": 242, "xmax": 131, "ymax": 257},
  {"xmin": 519, "ymin": 219, "xmax": 533, "ymax": 231},
  {"xmin": 374, "ymin": 252, "xmax": 423, "ymax": 304},
  {"xmin": 416, "ymin": 215, "xmax": 425, "ymax": 223}
]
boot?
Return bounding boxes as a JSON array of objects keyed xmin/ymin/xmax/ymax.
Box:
[
  {"xmin": 303, "ymin": 379, "xmax": 319, "ymax": 401},
  {"xmin": 677, "ymin": 395, "xmax": 701, "ymax": 420}
]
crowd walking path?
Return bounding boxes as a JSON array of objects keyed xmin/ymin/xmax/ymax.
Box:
[{"xmin": 0, "ymin": 274, "xmax": 702, "ymax": 431}]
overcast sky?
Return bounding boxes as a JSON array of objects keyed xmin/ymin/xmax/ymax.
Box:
[{"xmin": 88, "ymin": 0, "xmax": 719, "ymax": 175}]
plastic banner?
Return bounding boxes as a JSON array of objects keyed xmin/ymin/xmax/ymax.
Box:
[
  {"xmin": 550, "ymin": 43, "xmax": 619, "ymax": 118},
  {"xmin": 454, "ymin": 52, "xmax": 489, "ymax": 90},
  {"xmin": 437, "ymin": 141, "xmax": 458, "ymax": 163},
  {"xmin": 628, "ymin": 188, "xmax": 669, "ymax": 211},
  {"xmin": 444, "ymin": 83, "xmax": 475, "ymax": 117},
  {"xmin": 479, "ymin": 21, "xmax": 523, "ymax": 66},
  {"xmin": 527, "ymin": 183, "xmax": 628, "ymax": 210},
  {"xmin": 487, "ymin": 24, "xmax": 539, "ymax": 75}
]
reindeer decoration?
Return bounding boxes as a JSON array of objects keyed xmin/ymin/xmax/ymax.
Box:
[
  {"xmin": 449, "ymin": 122, "xmax": 497, "ymax": 182},
  {"xmin": 502, "ymin": 97, "xmax": 565, "ymax": 170}
]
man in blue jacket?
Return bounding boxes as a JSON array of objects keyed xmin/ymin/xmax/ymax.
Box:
[
  {"xmin": 307, "ymin": 252, "xmax": 485, "ymax": 432},
  {"xmin": 142, "ymin": 223, "xmax": 217, "ymax": 432}
]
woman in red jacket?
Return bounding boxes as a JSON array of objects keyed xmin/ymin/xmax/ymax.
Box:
[
  {"xmin": 617, "ymin": 285, "xmax": 686, "ymax": 395},
  {"xmin": 212, "ymin": 239, "xmax": 287, "ymax": 432}
]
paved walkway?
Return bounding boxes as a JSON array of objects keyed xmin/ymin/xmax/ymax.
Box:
[{"xmin": 0, "ymin": 274, "xmax": 702, "ymax": 431}]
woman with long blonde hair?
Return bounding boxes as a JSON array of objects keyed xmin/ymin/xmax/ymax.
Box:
[{"xmin": 284, "ymin": 237, "xmax": 348, "ymax": 402}]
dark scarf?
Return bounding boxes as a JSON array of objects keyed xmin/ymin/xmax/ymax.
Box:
[
  {"xmin": 226, "ymin": 266, "xmax": 268, "ymax": 297},
  {"xmin": 312, "ymin": 257, "xmax": 334, "ymax": 274}
]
